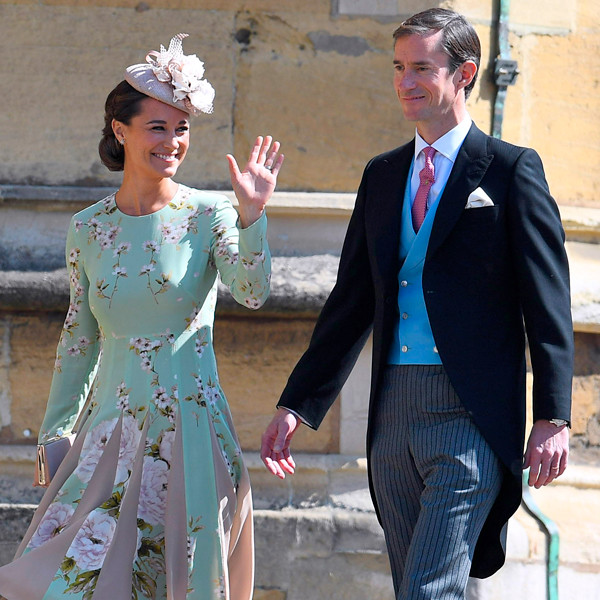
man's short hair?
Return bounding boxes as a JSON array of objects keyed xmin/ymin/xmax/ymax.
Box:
[{"xmin": 393, "ymin": 8, "xmax": 481, "ymax": 99}]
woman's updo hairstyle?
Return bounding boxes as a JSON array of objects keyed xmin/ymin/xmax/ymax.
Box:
[{"xmin": 99, "ymin": 81, "xmax": 148, "ymax": 171}]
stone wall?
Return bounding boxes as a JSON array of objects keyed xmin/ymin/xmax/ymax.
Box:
[
  {"xmin": 2, "ymin": 186, "xmax": 600, "ymax": 455},
  {"xmin": 2, "ymin": 310, "xmax": 600, "ymax": 459},
  {"xmin": 2, "ymin": 237, "xmax": 600, "ymax": 461},
  {"xmin": 1, "ymin": 0, "xmax": 599, "ymax": 205},
  {"xmin": 571, "ymin": 332, "xmax": 600, "ymax": 462},
  {"xmin": 0, "ymin": 298, "xmax": 342, "ymax": 452}
]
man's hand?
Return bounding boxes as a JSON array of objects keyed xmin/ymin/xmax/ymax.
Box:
[
  {"xmin": 523, "ymin": 419, "xmax": 569, "ymax": 488},
  {"xmin": 260, "ymin": 408, "xmax": 301, "ymax": 479}
]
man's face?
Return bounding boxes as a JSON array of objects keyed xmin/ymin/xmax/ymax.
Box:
[{"xmin": 393, "ymin": 31, "xmax": 465, "ymax": 138}]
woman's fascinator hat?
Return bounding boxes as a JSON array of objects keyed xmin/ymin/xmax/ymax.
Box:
[{"xmin": 124, "ymin": 33, "xmax": 215, "ymax": 116}]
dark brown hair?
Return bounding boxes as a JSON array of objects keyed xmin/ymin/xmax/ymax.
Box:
[
  {"xmin": 393, "ymin": 8, "xmax": 481, "ymax": 99},
  {"xmin": 98, "ymin": 81, "xmax": 148, "ymax": 171}
]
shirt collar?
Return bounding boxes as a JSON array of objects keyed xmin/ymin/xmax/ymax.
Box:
[{"xmin": 414, "ymin": 116, "xmax": 472, "ymax": 164}]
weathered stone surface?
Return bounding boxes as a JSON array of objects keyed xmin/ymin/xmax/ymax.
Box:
[
  {"xmin": 253, "ymin": 590, "xmax": 286, "ymax": 600},
  {"xmin": 1, "ymin": 455, "xmax": 600, "ymax": 598},
  {"xmin": 4, "ymin": 314, "xmax": 64, "ymax": 442},
  {"xmin": 247, "ymin": 453, "xmax": 373, "ymax": 511},
  {"xmin": 506, "ymin": 0, "xmax": 575, "ymax": 32},
  {"xmin": 0, "ymin": 270, "xmax": 69, "ymax": 311},
  {"xmin": 571, "ymin": 376, "xmax": 600, "ymax": 435},
  {"xmin": 561, "ymin": 206, "xmax": 600, "ymax": 244},
  {"xmin": 0, "ymin": 472, "xmax": 44, "ymax": 505},
  {"xmin": 445, "ymin": 0, "xmax": 495, "ymax": 24},
  {"xmin": 588, "ymin": 414, "xmax": 600, "ymax": 447},
  {"xmin": 529, "ymin": 34, "xmax": 600, "ymax": 207},
  {"xmin": 0, "ymin": 5, "xmax": 234, "ymax": 188},
  {"xmin": 40, "ymin": 0, "xmax": 331, "ymax": 11},
  {"xmin": 215, "ymin": 316, "xmax": 341, "ymax": 453},
  {"xmin": 232, "ymin": 10, "xmax": 408, "ymax": 193},
  {"xmin": 574, "ymin": 332, "xmax": 600, "ymax": 375},
  {"xmin": 0, "ymin": 188, "xmax": 355, "ymax": 272},
  {"xmin": 2, "ymin": 236, "xmax": 600, "ymax": 455},
  {"xmin": 1, "ymin": 1, "xmax": 600, "ymax": 204},
  {"xmin": 528, "ymin": 481, "xmax": 600, "ymax": 568},
  {"xmin": 567, "ymin": 242, "xmax": 600, "ymax": 332},
  {"xmin": 0, "ymin": 255, "xmax": 338, "ymax": 314},
  {"xmin": 253, "ymin": 507, "xmax": 394, "ymax": 599},
  {"xmin": 336, "ymin": 0, "xmax": 403, "ymax": 18},
  {"xmin": 4, "ymin": 237, "xmax": 600, "ymax": 325},
  {"xmin": 502, "ymin": 27, "xmax": 600, "ymax": 208},
  {"xmin": 0, "ymin": 309, "xmax": 341, "ymax": 451},
  {"xmin": 0, "ymin": 503, "xmax": 36, "ymax": 566},
  {"xmin": 259, "ymin": 255, "xmax": 338, "ymax": 313},
  {"xmin": 0, "ymin": 318, "xmax": 10, "ymax": 432}
]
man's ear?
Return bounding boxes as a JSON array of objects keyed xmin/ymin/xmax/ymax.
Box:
[{"xmin": 455, "ymin": 60, "xmax": 477, "ymax": 91}]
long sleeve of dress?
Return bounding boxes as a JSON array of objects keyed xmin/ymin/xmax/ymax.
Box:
[
  {"xmin": 39, "ymin": 217, "xmax": 101, "ymax": 442},
  {"xmin": 209, "ymin": 200, "xmax": 271, "ymax": 310}
]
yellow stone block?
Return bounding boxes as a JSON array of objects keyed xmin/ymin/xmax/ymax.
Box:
[
  {"xmin": 7, "ymin": 315, "xmax": 63, "ymax": 441},
  {"xmin": 0, "ymin": 318, "xmax": 10, "ymax": 431},
  {"xmin": 2, "ymin": 311, "xmax": 339, "ymax": 452},
  {"xmin": 232, "ymin": 12, "xmax": 412, "ymax": 192},
  {"xmin": 446, "ymin": 0, "xmax": 495, "ymax": 24},
  {"xmin": 527, "ymin": 34, "xmax": 600, "ymax": 207},
  {"xmin": 510, "ymin": 0, "xmax": 576, "ymax": 31},
  {"xmin": 39, "ymin": 0, "xmax": 330, "ymax": 11},
  {"xmin": 571, "ymin": 376, "xmax": 600, "ymax": 436},
  {"xmin": 1, "ymin": 0, "xmax": 600, "ymax": 204},
  {"xmin": 0, "ymin": 5, "xmax": 234, "ymax": 188},
  {"xmin": 253, "ymin": 589, "xmax": 286, "ymax": 600},
  {"xmin": 216, "ymin": 318, "xmax": 340, "ymax": 453}
]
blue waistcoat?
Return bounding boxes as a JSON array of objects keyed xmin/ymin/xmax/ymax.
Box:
[{"xmin": 388, "ymin": 161, "xmax": 447, "ymax": 365}]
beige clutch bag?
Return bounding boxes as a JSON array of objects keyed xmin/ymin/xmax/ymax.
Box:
[{"xmin": 34, "ymin": 435, "xmax": 75, "ymax": 487}]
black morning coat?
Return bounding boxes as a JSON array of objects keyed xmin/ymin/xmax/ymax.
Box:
[{"xmin": 278, "ymin": 123, "xmax": 574, "ymax": 578}]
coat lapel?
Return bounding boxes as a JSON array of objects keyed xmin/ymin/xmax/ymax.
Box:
[
  {"xmin": 427, "ymin": 124, "xmax": 493, "ymax": 259},
  {"xmin": 371, "ymin": 142, "xmax": 414, "ymax": 286}
]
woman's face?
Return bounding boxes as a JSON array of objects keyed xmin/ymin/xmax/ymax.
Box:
[{"xmin": 113, "ymin": 97, "xmax": 190, "ymax": 181}]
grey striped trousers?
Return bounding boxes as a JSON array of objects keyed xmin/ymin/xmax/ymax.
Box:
[{"xmin": 370, "ymin": 365, "xmax": 502, "ymax": 600}]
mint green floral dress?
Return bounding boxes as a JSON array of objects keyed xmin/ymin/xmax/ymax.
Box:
[{"xmin": 0, "ymin": 185, "xmax": 269, "ymax": 600}]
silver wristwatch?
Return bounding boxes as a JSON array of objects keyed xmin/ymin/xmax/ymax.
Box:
[{"xmin": 549, "ymin": 418, "xmax": 568, "ymax": 427}]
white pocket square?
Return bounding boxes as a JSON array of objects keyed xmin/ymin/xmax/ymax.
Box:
[{"xmin": 465, "ymin": 187, "xmax": 494, "ymax": 209}]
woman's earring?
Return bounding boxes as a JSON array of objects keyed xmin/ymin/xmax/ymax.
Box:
[{"xmin": 119, "ymin": 138, "xmax": 125, "ymax": 145}]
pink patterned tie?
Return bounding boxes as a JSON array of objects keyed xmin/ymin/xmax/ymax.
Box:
[{"xmin": 411, "ymin": 146, "xmax": 436, "ymax": 233}]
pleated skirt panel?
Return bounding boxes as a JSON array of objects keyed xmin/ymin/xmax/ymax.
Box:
[{"xmin": 0, "ymin": 406, "xmax": 253, "ymax": 600}]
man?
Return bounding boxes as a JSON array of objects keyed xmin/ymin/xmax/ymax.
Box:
[{"xmin": 261, "ymin": 8, "xmax": 573, "ymax": 600}]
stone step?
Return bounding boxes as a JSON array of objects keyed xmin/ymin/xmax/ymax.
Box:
[{"xmin": 1, "ymin": 450, "xmax": 599, "ymax": 599}]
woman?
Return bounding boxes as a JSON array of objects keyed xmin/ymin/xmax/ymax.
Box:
[{"xmin": 0, "ymin": 33, "xmax": 283, "ymax": 600}]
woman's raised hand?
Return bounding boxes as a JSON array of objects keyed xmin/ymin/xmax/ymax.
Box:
[{"xmin": 226, "ymin": 135, "xmax": 284, "ymax": 228}]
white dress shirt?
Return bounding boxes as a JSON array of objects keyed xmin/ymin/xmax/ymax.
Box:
[{"xmin": 411, "ymin": 116, "xmax": 473, "ymax": 212}]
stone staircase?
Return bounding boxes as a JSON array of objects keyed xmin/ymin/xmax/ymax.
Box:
[{"xmin": 1, "ymin": 448, "xmax": 599, "ymax": 600}]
